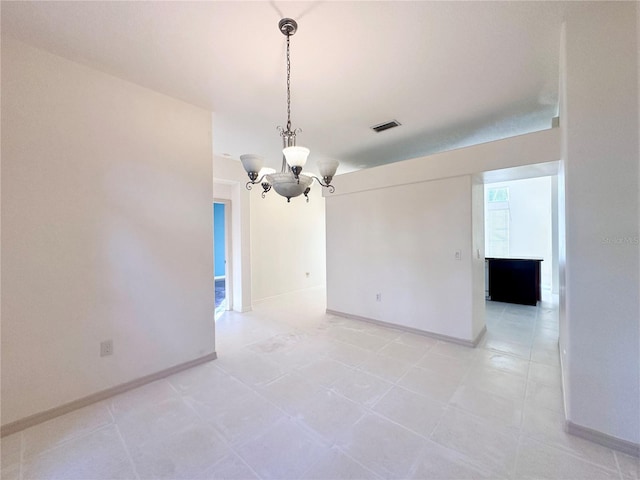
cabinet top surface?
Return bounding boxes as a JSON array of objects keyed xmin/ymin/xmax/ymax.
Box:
[{"xmin": 486, "ymin": 257, "xmax": 543, "ymax": 262}]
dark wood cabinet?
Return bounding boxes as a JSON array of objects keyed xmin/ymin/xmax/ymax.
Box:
[{"xmin": 487, "ymin": 257, "xmax": 542, "ymax": 306}]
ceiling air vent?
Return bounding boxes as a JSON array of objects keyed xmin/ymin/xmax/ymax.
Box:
[{"xmin": 371, "ymin": 120, "xmax": 401, "ymax": 133}]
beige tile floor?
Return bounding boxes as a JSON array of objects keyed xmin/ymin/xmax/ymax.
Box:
[{"xmin": 2, "ymin": 288, "xmax": 638, "ymax": 480}]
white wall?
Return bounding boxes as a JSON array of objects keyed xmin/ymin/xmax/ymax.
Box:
[
  {"xmin": 484, "ymin": 176, "xmax": 553, "ymax": 289},
  {"xmin": 326, "ymin": 175, "xmax": 481, "ymax": 342},
  {"xmin": 1, "ymin": 39, "xmax": 215, "ymax": 425},
  {"xmin": 560, "ymin": 3, "xmax": 639, "ymax": 445},
  {"xmin": 325, "ymin": 129, "xmax": 560, "ymax": 343},
  {"xmin": 250, "ymin": 183, "xmax": 326, "ymax": 302}
]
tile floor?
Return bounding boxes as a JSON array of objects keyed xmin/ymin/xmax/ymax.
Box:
[{"xmin": 2, "ymin": 288, "xmax": 638, "ymax": 480}]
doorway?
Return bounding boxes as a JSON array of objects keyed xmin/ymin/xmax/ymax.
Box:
[
  {"xmin": 213, "ymin": 200, "xmax": 232, "ymax": 318},
  {"xmin": 484, "ymin": 175, "xmax": 555, "ymax": 300}
]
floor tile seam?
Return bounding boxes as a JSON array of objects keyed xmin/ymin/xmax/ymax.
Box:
[
  {"xmin": 233, "ymin": 382, "xmax": 297, "ymax": 426},
  {"xmin": 173, "ymin": 385, "xmax": 243, "ymax": 439},
  {"xmin": 295, "ymin": 383, "xmax": 424, "ymax": 447},
  {"xmin": 361, "ymin": 365, "xmax": 408, "ymax": 388},
  {"xmin": 440, "ymin": 404, "xmax": 521, "ymax": 441},
  {"xmin": 352, "ymin": 361, "xmax": 409, "ymax": 385},
  {"xmin": 446, "ymin": 393, "xmax": 525, "ymax": 432},
  {"xmin": 227, "ymin": 412, "xmax": 297, "ymax": 454},
  {"xmin": 178, "ymin": 378, "xmax": 291, "ymax": 439},
  {"xmin": 18, "ymin": 431, "xmax": 24, "ymax": 480},
  {"xmin": 468, "ymin": 357, "xmax": 533, "ymax": 382},
  {"xmin": 460, "ymin": 373, "xmax": 529, "ymax": 406},
  {"xmin": 295, "ymin": 446, "xmax": 333, "ymax": 480},
  {"xmin": 322, "ymin": 338, "xmax": 377, "ymax": 368},
  {"xmin": 215, "ymin": 358, "xmax": 290, "ymax": 394},
  {"xmin": 223, "ymin": 446, "xmax": 266, "ymax": 480},
  {"xmin": 426, "ymin": 419, "xmax": 515, "ymax": 479},
  {"xmin": 376, "ymin": 347, "xmax": 434, "ymax": 367},
  {"xmin": 19, "ymin": 422, "xmax": 124, "ymax": 477},
  {"xmin": 325, "ymin": 444, "xmax": 385, "ymax": 480},
  {"xmin": 364, "ymin": 408, "xmax": 438, "ymax": 444},
  {"xmin": 291, "ymin": 411, "xmax": 371, "ymax": 463},
  {"xmin": 480, "ymin": 344, "xmax": 532, "ymax": 362},
  {"xmin": 378, "ymin": 381, "xmax": 450, "ymax": 411},
  {"xmin": 531, "ymin": 343, "xmax": 561, "ymax": 355},
  {"xmin": 20, "ymin": 418, "xmax": 117, "ymax": 463},
  {"xmin": 275, "ymin": 411, "xmax": 342, "ymax": 452},
  {"xmin": 226, "ymin": 442, "xmax": 268, "ymax": 480},
  {"xmin": 362, "ymin": 381, "xmax": 396, "ymax": 411},
  {"xmin": 112, "ymin": 422, "xmax": 141, "ymax": 480},
  {"xmin": 422, "ymin": 437, "xmax": 502, "ymax": 480},
  {"xmin": 371, "ymin": 398, "xmax": 447, "ymax": 442},
  {"xmin": 395, "ymin": 373, "xmax": 464, "ymax": 406},
  {"xmin": 294, "ymin": 353, "xmax": 359, "ymax": 375},
  {"xmin": 518, "ymin": 431, "xmax": 621, "ymax": 474},
  {"xmin": 529, "ymin": 357, "xmax": 562, "ymax": 372},
  {"xmin": 512, "ymin": 433, "xmax": 526, "ymax": 479},
  {"xmin": 613, "ymin": 450, "xmax": 626, "ymax": 480}
]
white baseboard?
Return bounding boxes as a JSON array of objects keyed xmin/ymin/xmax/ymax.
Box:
[
  {"xmin": 565, "ymin": 421, "xmax": 640, "ymax": 457},
  {"xmin": 0, "ymin": 352, "xmax": 217, "ymax": 437},
  {"xmin": 326, "ymin": 309, "xmax": 486, "ymax": 347}
]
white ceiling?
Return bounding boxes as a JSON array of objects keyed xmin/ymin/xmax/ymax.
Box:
[{"xmin": 1, "ymin": 1, "xmax": 566, "ymax": 174}]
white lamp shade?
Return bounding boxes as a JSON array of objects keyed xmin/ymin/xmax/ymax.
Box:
[
  {"xmin": 259, "ymin": 167, "xmax": 276, "ymax": 184},
  {"xmin": 240, "ymin": 154, "xmax": 264, "ymax": 174},
  {"xmin": 283, "ymin": 146, "xmax": 310, "ymax": 168},
  {"xmin": 317, "ymin": 159, "xmax": 339, "ymax": 178}
]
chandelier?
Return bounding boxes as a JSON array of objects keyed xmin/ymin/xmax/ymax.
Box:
[{"xmin": 240, "ymin": 18, "xmax": 339, "ymax": 203}]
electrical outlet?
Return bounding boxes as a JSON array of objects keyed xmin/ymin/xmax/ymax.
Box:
[
  {"xmin": 455, "ymin": 250, "xmax": 462, "ymax": 260},
  {"xmin": 305, "ymin": 272, "xmax": 310, "ymax": 278},
  {"xmin": 376, "ymin": 293, "xmax": 382, "ymax": 302},
  {"xmin": 100, "ymin": 340, "xmax": 113, "ymax": 357}
]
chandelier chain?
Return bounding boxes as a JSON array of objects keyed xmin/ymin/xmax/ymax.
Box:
[{"xmin": 286, "ymin": 32, "xmax": 291, "ymax": 132}]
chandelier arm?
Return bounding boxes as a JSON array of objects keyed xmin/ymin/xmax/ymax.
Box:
[
  {"xmin": 308, "ymin": 175, "xmax": 336, "ymax": 193},
  {"xmin": 245, "ymin": 174, "xmax": 271, "ymax": 190}
]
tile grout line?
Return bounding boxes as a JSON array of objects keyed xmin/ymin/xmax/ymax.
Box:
[
  {"xmin": 18, "ymin": 431, "xmax": 24, "ymax": 480},
  {"xmin": 113, "ymin": 423, "xmax": 141, "ymax": 480}
]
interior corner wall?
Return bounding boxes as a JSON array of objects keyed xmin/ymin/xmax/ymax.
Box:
[
  {"xmin": 249, "ymin": 184, "xmax": 326, "ymax": 302},
  {"xmin": 562, "ymin": 3, "xmax": 639, "ymax": 444},
  {"xmin": 1, "ymin": 39, "xmax": 214, "ymax": 425},
  {"xmin": 213, "ymin": 155, "xmax": 252, "ymax": 312},
  {"xmin": 326, "ymin": 175, "xmax": 477, "ymax": 342}
]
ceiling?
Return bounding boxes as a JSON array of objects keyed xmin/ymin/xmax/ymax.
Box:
[{"xmin": 1, "ymin": 1, "xmax": 566, "ymax": 175}]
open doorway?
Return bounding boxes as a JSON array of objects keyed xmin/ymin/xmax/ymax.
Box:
[
  {"xmin": 213, "ymin": 200, "xmax": 232, "ymax": 318},
  {"xmin": 484, "ymin": 175, "xmax": 555, "ymax": 303}
]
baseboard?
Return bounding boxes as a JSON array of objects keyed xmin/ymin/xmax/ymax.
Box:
[
  {"xmin": 565, "ymin": 420, "xmax": 640, "ymax": 457},
  {"xmin": 326, "ymin": 309, "xmax": 486, "ymax": 347},
  {"xmin": 0, "ymin": 352, "xmax": 217, "ymax": 437}
]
